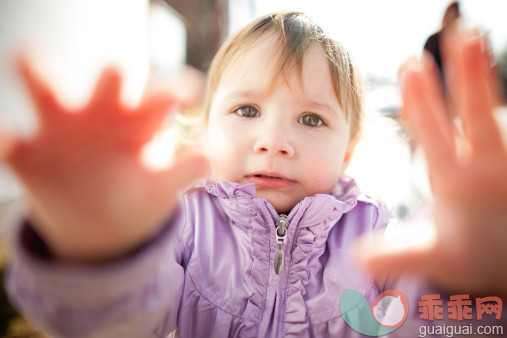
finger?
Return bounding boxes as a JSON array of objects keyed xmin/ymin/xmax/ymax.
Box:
[
  {"xmin": 88, "ymin": 67, "xmax": 123, "ymax": 111},
  {"xmin": 16, "ymin": 55, "xmax": 63, "ymax": 124},
  {"xmin": 123, "ymin": 92, "xmax": 178, "ymax": 146},
  {"xmin": 360, "ymin": 247, "xmax": 434, "ymax": 277},
  {"xmin": 481, "ymin": 35, "xmax": 503, "ymax": 107},
  {"xmin": 420, "ymin": 52, "xmax": 456, "ymax": 149},
  {"xmin": 398, "ymin": 57, "xmax": 420, "ymax": 123},
  {"xmin": 403, "ymin": 68, "xmax": 456, "ymax": 176},
  {"xmin": 442, "ymin": 23, "xmax": 467, "ymax": 119},
  {"xmin": 462, "ymin": 36, "xmax": 505, "ymax": 156},
  {"xmin": 135, "ymin": 91, "xmax": 178, "ymax": 130},
  {"xmin": 488, "ymin": 63, "xmax": 504, "ymax": 107},
  {"xmin": 0, "ymin": 125, "xmax": 18, "ymax": 162}
]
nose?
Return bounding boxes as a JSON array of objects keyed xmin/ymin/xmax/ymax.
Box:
[{"xmin": 253, "ymin": 127, "xmax": 295, "ymax": 158}]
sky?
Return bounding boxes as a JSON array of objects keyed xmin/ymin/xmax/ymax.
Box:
[{"xmin": 229, "ymin": 0, "xmax": 507, "ymax": 80}]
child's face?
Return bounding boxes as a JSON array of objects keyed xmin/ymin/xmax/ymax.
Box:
[{"xmin": 206, "ymin": 36, "xmax": 354, "ymax": 213}]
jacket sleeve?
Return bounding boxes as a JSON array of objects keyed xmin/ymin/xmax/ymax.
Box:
[{"xmin": 4, "ymin": 205, "xmax": 189, "ymax": 338}]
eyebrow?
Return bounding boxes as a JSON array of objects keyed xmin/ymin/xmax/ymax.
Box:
[
  {"xmin": 223, "ymin": 89, "xmax": 266, "ymax": 101},
  {"xmin": 298, "ymin": 97, "xmax": 345, "ymax": 118},
  {"xmin": 302, "ymin": 99, "xmax": 335, "ymax": 114}
]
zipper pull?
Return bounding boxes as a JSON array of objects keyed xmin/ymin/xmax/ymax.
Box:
[{"xmin": 274, "ymin": 214, "xmax": 289, "ymax": 275}]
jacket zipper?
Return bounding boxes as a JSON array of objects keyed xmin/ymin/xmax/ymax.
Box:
[
  {"xmin": 274, "ymin": 214, "xmax": 289, "ymax": 275},
  {"xmin": 264, "ymin": 200, "xmax": 303, "ymax": 275},
  {"xmin": 261, "ymin": 202, "xmax": 304, "ymax": 335}
]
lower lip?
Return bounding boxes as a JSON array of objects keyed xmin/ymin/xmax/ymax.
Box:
[{"xmin": 246, "ymin": 176, "xmax": 296, "ymax": 189}]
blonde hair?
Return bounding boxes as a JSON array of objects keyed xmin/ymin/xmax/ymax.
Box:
[{"xmin": 202, "ymin": 11, "xmax": 365, "ymax": 141}]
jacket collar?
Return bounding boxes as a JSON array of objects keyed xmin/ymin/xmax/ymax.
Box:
[{"xmin": 201, "ymin": 173, "xmax": 361, "ymax": 229}]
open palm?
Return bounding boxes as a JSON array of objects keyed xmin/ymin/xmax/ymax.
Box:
[
  {"xmin": 359, "ymin": 29, "xmax": 507, "ymax": 295},
  {"xmin": 1, "ymin": 58, "xmax": 207, "ymax": 262}
]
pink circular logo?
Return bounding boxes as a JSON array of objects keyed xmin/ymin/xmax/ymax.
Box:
[{"xmin": 371, "ymin": 290, "xmax": 409, "ymax": 328}]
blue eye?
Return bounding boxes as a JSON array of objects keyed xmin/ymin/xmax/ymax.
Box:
[
  {"xmin": 234, "ymin": 105, "xmax": 259, "ymax": 118},
  {"xmin": 299, "ymin": 113, "xmax": 324, "ymax": 127}
]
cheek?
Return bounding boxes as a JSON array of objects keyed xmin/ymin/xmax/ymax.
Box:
[
  {"xmin": 299, "ymin": 133, "xmax": 349, "ymax": 188},
  {"xmin": 206, "ymin": 123, "xmax": 249, "ymax": 180},
  {"xmin": 305, "ymin": 162, "xmax": 342, "ymax": 194},
  {"xmin": 206, "ymin": 124, "xmax": 230, "ymax": 154}
]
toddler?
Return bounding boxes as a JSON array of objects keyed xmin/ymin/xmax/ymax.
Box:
[{"xmin": 3, "ymin": 11, "xmax": 507, "ymax": 338}]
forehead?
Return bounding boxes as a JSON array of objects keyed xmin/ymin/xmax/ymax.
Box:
[{"xmin": 215, "ymin": 34, "xmax": 340, "ymax": 107}]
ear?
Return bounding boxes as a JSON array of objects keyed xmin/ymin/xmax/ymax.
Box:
[{"xmin": 339, "ymin": 139, "xmax": 358, "ymax": 177}]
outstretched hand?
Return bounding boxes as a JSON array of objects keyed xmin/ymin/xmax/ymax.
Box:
[
  {"xmin": 0, "ymin": 57, "xmax": 207, "ymax": 262},
  {"xmin": 356, "ymin": 28, "xmax": 507, "ymax": 295}
]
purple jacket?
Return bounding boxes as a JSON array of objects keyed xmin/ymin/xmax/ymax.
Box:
[{"xmin": 6, "ymin": 176, "xmax": 393, "ymax": 337}]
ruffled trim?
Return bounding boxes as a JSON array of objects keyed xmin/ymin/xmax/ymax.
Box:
[
  {"xmin": 205, "ymin": 174, "xmax": 256, "ymax": 199},
  {"xmin": 242, "ymin": 203, "xmax": 271, "ymax": 336},
  {"xmin": 331, "ymin": 176, "xmax": 361, "ymax": 213},
  {"xmin": 289, "ymin": 177, "xmax": 360, "ymax": 229},
  {"xmin": 283, "ymin": 202, "xmax": 342, "ymax": 333}
]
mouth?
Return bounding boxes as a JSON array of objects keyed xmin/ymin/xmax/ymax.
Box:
[{"xmin": 245, "ymin": 172, "xmax": 296, "ymax": 189}]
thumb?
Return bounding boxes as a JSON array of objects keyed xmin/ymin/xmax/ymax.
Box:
[
  {"xmin": 353, "ymin": 219, "xmax": 437, "ymax": 276},
  {"xmin": 0, "ymin": 125, "xmax": 18, "ymax": 162}
]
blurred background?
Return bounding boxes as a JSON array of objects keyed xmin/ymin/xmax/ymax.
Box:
[{"xmin": 0, "ymin": 0, "xmax": 506, "ymax": 336}]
